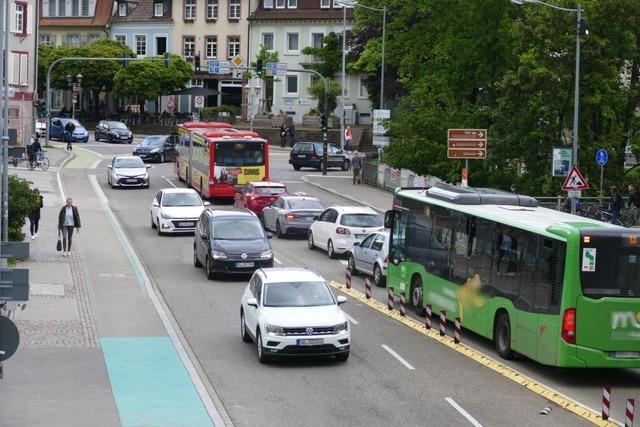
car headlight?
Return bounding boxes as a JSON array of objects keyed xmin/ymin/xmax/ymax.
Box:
[
  {"xmin": 260, "ymin": 249, "xmax": 272, "ymax": 259},
  {"xmin": 128, "ymin": 131, "xmax": 132, "ymax": 136},
  {"xmin": 160, "ymin": 211, "xmax": 173, "ymax": 219},
  {"xmin": 150, "ymin": 148, "xmax": 160, "ymax": 153},
  {"xmin": 265, "ymin": 324, "xmax": 286, "ymax": 337},
  {"xmin": 333, "ymin": 322, "xmax": 348, "ymax": 334},
  {"xmin": 212, "ymin": 249, "xmax": 227, "ymax": 259}
]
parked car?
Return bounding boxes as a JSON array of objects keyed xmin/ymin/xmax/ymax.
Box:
[
  {"xmin": 262, "ymin": 195, "xmax": 325, "ymax": 238},
  {"xmin": 240, "ymin": 267, "xmax": 350, "ymax": 363},
  {"xmin": 49, "ymin": 118, "xmax": 89, "ymax": 143},
  {"xmin": 308, "ymin": 206, "xmax": 384, "ymax": 258},
  {"xmin": 35, "ymin": 121, "xmax": 47, "ymax": 138},
  {"xmin": 348, "ymin": 230, "xmax": 390, "ymax": 288},
  {"xmin": 94, "ymin": 120, "xmax": 133, "ymax": 144},
  {"xmin": 289, "ymin": 142, "xmax": 350, "ymax": 171},
  {"xmin": 134, "ymin": 135, "xmax": 177, "ymax": 163},
  {"xmin": 193, "ymin": 209, "xmax": 273, "ymax": 280},
  {"xmin": 151, "ymin": 188, "xmax": 209, "ymax": 235},
  {"xmin": 107, "ymin": 155, "xmax": 150, "ymax": 188},
  {"xmin": 234, "ymin": 182, "xmax": 288, "ymax": 216}
]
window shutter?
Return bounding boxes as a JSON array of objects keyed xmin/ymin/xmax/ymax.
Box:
[
  {"xmin": 7, "ymin": 53, "xmax": 16, "ymax": 85},
  {"xmin": 9, "ymin": 3, "xmax": 16, "ymax": 33},
  {"xmin": 20, "ymin": 54, "xmax": 28, "ymax": 86},
  {"xmin": 27, "ymin": 5, "xmax": 33, "ymax": 34},
  {"xmin": 43, "ymin": 0, "xmax": 49, "ymax": 17}
]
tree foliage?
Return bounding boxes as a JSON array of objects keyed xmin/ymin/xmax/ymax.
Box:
[
  {"xmin": 302, "ymin": 32, "xmax": 343, "ymax": 115},
  {"xmin": 8, "ymin": 175, "xmax": 38, "ymax": 242}
]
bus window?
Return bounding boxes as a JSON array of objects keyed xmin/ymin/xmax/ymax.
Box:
[
  {"xmin": 491, "ymin": 225, "xmax": 522, "ymax": 300},
  {"xmin": 467, "ymin": 219, "xmax": 494, "ymax": 285},
  {"xmin": 451, "ymin": 213, "xmax": 471, "ymax": 284},
  {"xmin": 390, "ymin": 209, "xmax": 408, "ymax": 264},
  {"xmin": 429, "ymin": 206, "xmax": 453, "ymax": 280}
]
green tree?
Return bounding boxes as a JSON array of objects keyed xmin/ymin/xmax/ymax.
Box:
[
  {"xmin": 248, "ymin": 45, "xmax": 280, "ymax": 113},
  {"xmin": 8, "ymin": 175, "xmax": 38, "ymax": 242},
  {"xmin": 302, "ymin": 32, "xmax": 343, "ymax": 114}
]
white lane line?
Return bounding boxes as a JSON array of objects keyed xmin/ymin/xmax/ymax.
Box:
[
  {"xmin": 279, "ymin": 181, "xmax": 303, "ymax": 184},
  {"xmin": 381, "ymin": 344, "xmax": 415, "ymax": 370},
  {"xmin": 90, "ymin": 159, "xmax": 102, "ymax": 169},
  {"xmin": 274, "ymin": 257, "xmax": 283, "ymax": 265},
  {"xmin": 445, "ymin": 398, "xmax": 483, "ymax": 427},
  {"xmin": 344, "ymin": 312, "xmax": 359, "ymax": 325},
  {"xmin": 162, "ymin": 176, "xmax": 178, "ymax": 188},
  {"xmin": 339, "ymin": 260, "xmax": 348, "ymax": 266}
]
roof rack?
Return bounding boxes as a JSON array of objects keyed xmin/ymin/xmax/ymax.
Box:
[{"xmin": 423, "ymin": 183, "xmax": 539, "ymax": 207}]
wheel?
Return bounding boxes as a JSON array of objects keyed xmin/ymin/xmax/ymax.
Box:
[
  {"xmin": 327, "ymin": 240, "xmax": 337, "ymax": 259},
  {"xmin": 342, "ymin": 159, "xmax": 350, "ymax": 171},
  {"xmin": 151, "ymin": 213, "xmax": 157, "ymax": 229},
  {"xmin": 347, "ymin": 253, "xmax": 358, "ymax": 275},
  {"xmin": 107, "ymin": 135, "xmax": 113, "ymax": 144},
  {"xmin": 275, "ymin": 220, "xmax": 283, "ymax": 238},
  {"xmin": 494, "ymin": 312, "xmax": 514, "ymax": 359},
  {"xmin": 293, "ymin": 165, "xmax": 301, "ymax": 171},
  {"xmin": 335, "ymin": 352, "xmax": 349, "ymax": 362},
  {"xmin": 240, "ymin": 310, "xmax": 252, "ymax": 343},
  {"xmin": 373, "ymin": 263, "xmax": 386, "ymax": 288},
  {"xmin": 159, "ymin": 153, "xmax": 165, "ymax": 163},
  {"xmin": 193, "ymin": 245, "xmax": 202, "ymax": 268},
  {"xmin": 409, "ymin": 275, "xmax": 426, "ymax": 315},
  {"xmin": 157, "ymin": 218, "xmax": 163, "ymax": 235},
  {"xmin": 94, "ymin": 133, "xmax": 99, "ymax": 141},
  {"xmin": 40, "ymin": 158, "xmax": 50, "ymax": 171},
  {"xmin": 205, "ymin": 255, "xmax": 216, "ymax": 280},
  {"xmin": 308, "ymin": 231, "xmax": 315, "ymax": 250},
  {"xmin": 128, "ymin": 140, "xmax": 132, "ymax": 144},
  {"xmin": 257, "ymin": 330, "xmax": 270, "ymax": 364}
]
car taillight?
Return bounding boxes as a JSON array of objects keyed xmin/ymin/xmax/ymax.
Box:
[
  {"xmin": 561, "ymin": 308, "xmax": 576, "ymax": 344},
  {"xmin": 286, "ymin": 214, "xmax": 297, "ymax": 220},
  {"xmin": 336, "ymin": 227, "xmax": 351, "ymax": 235}
]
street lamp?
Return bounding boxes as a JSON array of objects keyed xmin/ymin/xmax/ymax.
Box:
[
  {"xmin": 67, "ymin": 73, "xmax": 84, "ymax": 119},
  {"xmin": 511, "ymin": 0, "xmax": 588, "ymax": 215},
  {"xmin": 337, "ymin": 0, "xmax": 386, "ymax": 149}
]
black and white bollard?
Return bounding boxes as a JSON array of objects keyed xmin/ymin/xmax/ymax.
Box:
[
  {"xmin": 364, "ymin": 277, "xmax": 372, "ymax": 299},
  {"xmin": 425, "ymin": 304, "xmax": 432, "ymax": 330},
  {"xmin": 454, "ymin": 317, "xmax": 461, "ymax": 344},
  {"xmin": 602, "ymin": 386, "xmax": 611, "ymax": 421},
  {"xmin": 626, "ymin": 399, "xmax": 635, "ymax": 427},
  {"xmin": 399, "ymin": 291, "xmax": 407, "ymax": 317},
  {"xmin": 439, "ymin": 310, "xmax": 447, "ymax": 337},
  {"xmin": 345, "ymin": 266, "xmax": 352, "ymax": 289},
  {"xmin": 387, "ymin": 288, "xmax": 394, "ymax": 310}
]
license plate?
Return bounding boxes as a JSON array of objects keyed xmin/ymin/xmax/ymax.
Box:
[
  {"xmin": 178, "ymin": 222, "xmax": 194, "ymax": 227},
  {"xmin": 356, "ymin": 234, "xmax": 368, "ymax": 239},
  {"xmin": 613, "ymin": 351, "xmax": 640, "ymax": 359},
  {"xmin": 298, "ymin": 155, "xmax": 306, "ymax": 158},
  {"xmin": 125, "ymin": 179, "xmax": 138, "ymax": 183},
  {"xmin": 236, "ymin": 262, "xmax": 254, "ymax": 268},
  {"xmin": 297, "ymin": 338, "xmax": 323, "ymax": 346}
]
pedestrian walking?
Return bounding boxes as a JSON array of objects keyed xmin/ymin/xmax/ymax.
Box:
[
  {"xmin": 351, "ymin": 151, "xmax": 362, "ymax": 185},
  {"xmin": 28, "ymin": 188, "xmax": 43, "ymax": 240},
  {"xmin": 64, "ymin": 120, "xmax": 75, "ymax": 150},
  {"xmin": 344, "ymin": 126, "xmax": 353, "ymax": 152},
  {"xmin": 279, "ymin": 122, "xmax": 288, "ymax": 147},
  {"xmin": 608, "ymin": 186, "xmax": 625, "ymax": 223},
  {"xmin": 628, "ymin": 184, "xmax": 640, "ymax": 225},
  {"xmin": 289, "ymin": 123, "xmax": 296, "ymax": 147},
  {"xmin": 58, "ymin": 197, "xmax": 81, "ymax": 256}
]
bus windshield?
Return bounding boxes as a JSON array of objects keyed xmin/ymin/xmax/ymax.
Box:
[{"xmin": 215, "ymin": 141, "xmax": 264, "ymax": 166}]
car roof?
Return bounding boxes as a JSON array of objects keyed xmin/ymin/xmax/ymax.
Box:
[
  {"xmin": 280, "ymin": 195, "xmax": 321, "ymax": 201},
  {"xmin": 161, "ymin": 188, "xmax": 198, "ymax": 194},
  {"xmin": 327, "ymin": 205, "xmax": 379, "ymax": 214},
  {"xmin": 250, "ymin": 181, "xmax": 286, "ymax": 187},
  {"xmin": 106, "ymin": 121, "xmax": 126, "ymax": 125},
  {"xmin": 206, "ymin": 208, "xmax": 257, "ymax": 218},
  {"xmin": 113, "ymin": 155, "xmax": 143, "ymax": 161},
  {"xmin": 258, "ymin": 267, "xmax": 326, "ymax": 284}
]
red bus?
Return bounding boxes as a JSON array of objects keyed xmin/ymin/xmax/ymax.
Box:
[{"xmin": 175, "ymin": 122, "xmax": 235, "ymax": 183}]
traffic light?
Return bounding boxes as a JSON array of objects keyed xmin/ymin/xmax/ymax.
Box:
[
  {"xmin": 164, "ymin": 52, "xmax": 170, "ymax": 68},
  {"xmin": 194, "ymin": 54, "xmax": 201, "ymax": 73},
  {"xmin": 320, "ymin": 114, "xmax": 328, "ymax": 133},
  {"xmin": 255, "ymin": 58, "xmax": 263, "ymax": 79}
]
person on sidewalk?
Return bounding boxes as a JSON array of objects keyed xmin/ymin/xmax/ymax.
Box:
[
  {"xmin": 28, "ymin": 188, "xmax": 43, "ymax": 239},
  {"xmin": 344, "ymin": 126, "xmax": 353, "ymax": 152},
  {"xmin": 351, "ymin": 152, "xmax": 362, "ymax": 185},
  {"xmin": 64, "ymin": 120, "xmax": 75, "ymax": 150},
  {"xmin": 289, "ymin": 123, "xmax": 296, "ymax": 147},
  {"xmin": 608, "ymin": 185, "xmax": 625, "ymax": 223},
  {"xmin": 58, "ymin": 197, "xmax": 81, "ymax": 256},
  {"xmin": 279, "ymin": 122, "xmax": 288, "ymax": 148},
  {"xmin": 628, "ymin": 184, "xmax": 640, "ymax": 226}
]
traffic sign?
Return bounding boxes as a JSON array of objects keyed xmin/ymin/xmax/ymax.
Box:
[
  {"xmin": 447, "ymin": 129, "xmax": 487, "ymax": 159},
  {"xmin": 0, "ymin": 316, "xmax": 19, "ymax": 362},
  {"xmin": 194, "ymin": 96, "xmax": 205, "ymax": 109},
  {"xmin": 0, "ymin": 268, "xmax": 29, "ymax": 301},
  {"xmin": 265, "ymin": 62, "xmax": 287, "ymax": 77},
  {"xmin": 231, "ymin": 55, "xmax": 245, "ymax": 67},
  {"xmin": 208, "ymin": 60, "xmax": 230, "ymax": 74},
  {"xmin": 596, "ymin": 148, "xmax": 608, "ymax": 166},
  {"xmin": 562, "ymin": 165, "xmax": 589, "ymax": 191}
]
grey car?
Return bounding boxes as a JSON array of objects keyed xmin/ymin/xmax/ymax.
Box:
[
  {"xmin": 262, "ymin": 195, "xmax": 325, "ymax": 238},
  {"xmin": 107, "ymin": 155, "xmax": 150, "ymax": 188},
  {"xmin": 347, "ymin": 230, "xmax": 390, "ymax": 287}
]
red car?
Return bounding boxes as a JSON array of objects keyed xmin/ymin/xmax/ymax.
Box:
[{"xmin": 234, "ymin": 181, "xmax": 288, "ymax": 216}]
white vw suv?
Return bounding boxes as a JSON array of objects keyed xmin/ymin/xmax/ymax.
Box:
[
  {"xmin": 308, "ymin": 206, "xmax": 384, "ymax": 258},
  {"xmin": 240, "ymin": 268, "xmax": 350, "ymax": 363}
]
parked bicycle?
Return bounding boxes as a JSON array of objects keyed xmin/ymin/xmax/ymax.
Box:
[
  {"xmin": 28, "ymin": 150, "xmax": 50, "ymax": 171},
  {"xmin": 583, "ymin": 204, "xmax": 632, "ymax": 227}
]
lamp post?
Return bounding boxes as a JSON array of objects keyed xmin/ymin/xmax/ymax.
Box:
[
  {"xmin": 67, "ymin": 73, "xmax": 84, "ymax": 119},
  {"xmin": 511, "ymin": 0, "xmax": 587, "ymax": 214}
]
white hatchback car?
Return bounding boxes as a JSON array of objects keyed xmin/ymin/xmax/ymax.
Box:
[
  {"xmin": 107, "ymin": 155, "xmax": 150, "ymax": 188},
  {"xmin": 240, "ymin": 268, "xmax": 350, "ymax": 363},
  {"xmin": 150, "ymin": 188, "xmax": 209, "ymax": 235},
  {"xmin": 308, "ymin": 206, "xmax": 384, "ymax": 258},
  {"xmin": 347, "ymin": 230, "xmax": 390, "ymax": 288}
]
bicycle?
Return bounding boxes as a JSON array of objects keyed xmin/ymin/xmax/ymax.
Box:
[{"xmin": 28, "ymin": 150, "xmax": 50, "ymax": 171}]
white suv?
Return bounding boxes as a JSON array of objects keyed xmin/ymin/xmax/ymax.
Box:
[{"xmin": 308, "ymin": 206, "xmax": 383, "ymax": 258}]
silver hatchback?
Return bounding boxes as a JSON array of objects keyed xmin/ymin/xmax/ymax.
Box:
[{"xmin": 347, "ymin": 230, "xmax": 389, "ymax": 287}]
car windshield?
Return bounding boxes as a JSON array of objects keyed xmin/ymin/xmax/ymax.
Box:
[
  {"xmin": 109, "ymin": 122, "xmax": 128, "ymax": 129},
  {"xmin": 288, "ymin": 198, "xmax": 324, "ymax": 210},
  {"xmin": 114, "ymin": 158, "xmax": 145, "ymax": 168},
  {"xmin": 212, "ymin": 219, "xmax": 265, "ymax": 240},
  {"xmin": 263, "ymin": 281, "xmax": 334, "ymax": 307},
  {"xmin": 162, "ymin": 192, "xmax": 201, "ymax": 207},
  {"xmin": 68, "ymin": 119, "xmax": 81, "ymax": 127},
  {"xmin": 215, "ymin": 140, "xmax": 264, "ymax": 166},
  {"xmin": 254, "ymin": 187, "xmax": 286, "ymax": 195},
  {"xmin": 340, "ymin": 214, "xmax": 382, "ymax": 227},
  {"xmin": 140, "ymin": 136, "xmax": 165, "ymax": 147}
]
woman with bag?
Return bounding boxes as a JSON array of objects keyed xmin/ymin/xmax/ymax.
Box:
[
  {"xmin": 57, "ymin": 197, "xmax": 81, "ymax": 256},
  {"xmin": 28, "ymin": 188, "xmax": 43, "ymax": 239}
]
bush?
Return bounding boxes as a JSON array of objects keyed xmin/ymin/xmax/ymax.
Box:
[
  {"xmin": 8, "ymin": 175, "xmax": 38, "ymax": 241},
  {"xmin": 202, "ymin": 105, "xmax": 237, "ymax": 120}
]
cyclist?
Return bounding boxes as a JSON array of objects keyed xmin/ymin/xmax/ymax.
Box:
[
  {"xmin": 607, "ymin": 185, "xmax": 625, "ymax": 223},
  {"xmin": 27, "ymin": 136, "xmax": 42, "ymax": 168}
]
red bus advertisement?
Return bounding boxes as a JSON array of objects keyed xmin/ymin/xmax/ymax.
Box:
[{"xmin": 175, "ymin": 122, "xmax": 234, "ymax": 183}]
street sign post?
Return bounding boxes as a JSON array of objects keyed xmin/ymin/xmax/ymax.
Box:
[
  {"xmin": 447, "ymin": 129, "xmax": 488, "ymax": 186},
  {"xmin": 194, "ymin": 95, "xmax": 205, "ymax": 110},
  {"xmin": 265, "ymin": 62, "xmax": 288, "ymax": 77},
  {"xmin": 231, "ymin": 55, "xmax": 245, "ymax": 68},
  {"xmin": 596, "ymin": 148, "xmax": 608, "ymax": 204},
  {"xmin": 208, "ymin": 60, "xmax": 230, "ymax": 74},
  {"xmin": 562, "ymin": 165, "xmax": 589, "ymax": 191},
  {"xmin": 0, "ymin": 269, "xmax": 29, "ymax": 301}
]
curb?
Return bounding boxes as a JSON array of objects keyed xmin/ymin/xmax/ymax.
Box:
[{"xmin": 301, "ymin": 175, "xmax": 386, "ymax": 213}]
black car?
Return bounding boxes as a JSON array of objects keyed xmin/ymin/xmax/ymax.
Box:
[
  {"xmin": 193, "ymin": 209, "xmax": 274, "ymax": 280},
  {"xmin": 133, "ymin": 135, "xmax": 177, "ymax": 163},
  {"xmin": 94, "ymin": 120, "xmax": 133, "ymax": 143},
  {"xmin": 289, "ymin": 142, "xmax": 350, "ymax": 171}
]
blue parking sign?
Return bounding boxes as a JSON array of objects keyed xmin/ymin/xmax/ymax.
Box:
[{"xmin": 596, "ymin": 148, "xmax": 608, "ymax": 166}]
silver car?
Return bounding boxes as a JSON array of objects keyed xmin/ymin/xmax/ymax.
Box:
[
  {"xmin": 262, "ymin": 195, "xmax": 325, "ymax": 238},
  {"xmin": 347, "ymin": 230, "xmax": 390, "ymax": 287},
  {"xmin": 107, "ymin": 155, "xmax": 150, "ymax": 188}
]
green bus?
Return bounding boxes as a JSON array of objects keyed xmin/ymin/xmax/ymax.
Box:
[{"xmin": 384, "ymin": 184, "xmax": 640, "ymax": 367}]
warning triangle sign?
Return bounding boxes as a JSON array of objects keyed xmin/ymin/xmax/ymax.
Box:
[{"xmin": 562, "ymin": 165, "xmax": 589, "ymax": 191}]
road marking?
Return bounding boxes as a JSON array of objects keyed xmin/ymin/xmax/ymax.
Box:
[
  {"xmin": 343, "ymin": 312, "xmax": 359, "ymax": 325},
  {"xmin": 339, "ymin": 260, "xmax": 348, "ymax": 266},
  {"xmin": 445, "ymin": 398, "xmax": 483, "ymax": 427},
  {"xmin": 381, "ymin": 344, "xmax": 415, "ymax": 370},
  {"xmin": 329, "ymin": 281, "xmax": 616, "ymax": 427},
  {"xmin": 90, "ymin": 159, "xmax": 102, "ymax": 169},
  {"xmin": 162, "ymin": 176, "xmax": 178, "ymax": 188},
  {"xmin": 274, "ymin": 257, "xmax": 283, "ymax": 265},
  {"xmin": 279, "ymin": 181, "xmax": 303, "ymax": 184},
  {"xmin": 57, "ymin": 149, "xmax": 75, "ymax": 203}
]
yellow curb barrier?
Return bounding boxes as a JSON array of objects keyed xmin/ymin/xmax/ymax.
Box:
[{"xmin": 330, "ymin": 281, "xmax": 616, "ymax": 427}]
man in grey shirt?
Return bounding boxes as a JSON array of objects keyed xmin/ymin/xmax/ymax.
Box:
[{"xmin": 351, "ymin": 152, "xmax": 362, "ymax": 185}]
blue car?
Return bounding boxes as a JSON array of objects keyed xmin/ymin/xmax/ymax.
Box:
[{"xmin": 49, "ymin": 117, "xmax": 89, "ymax": 143}]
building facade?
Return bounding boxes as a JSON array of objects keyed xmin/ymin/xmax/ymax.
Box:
[{"xmin": 248, "ymin": 0, "xmax": 372, "ymax": 125}]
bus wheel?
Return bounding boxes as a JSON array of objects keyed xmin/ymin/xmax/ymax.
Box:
[
  {"xmin": 494, "ymin": 312, "xmax": 514, "ymax": 360},
  {"xmin": 410, "ymin": 276, "xmax": 426, "ymax": 316}
]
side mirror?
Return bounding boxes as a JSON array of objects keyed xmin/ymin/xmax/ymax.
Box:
[
  {"xmin": 107, "ymin": 165, "xmax": 113, "ymax": 169},
  {"xmin": 337, "ymin": 295, "xmax": 347, "ymax": 305},
  {"xmin": 200, "ymin": 232, "xmax": 209, "ymax": 240},
  {"xmin": 266, "ymin": 231, "xmax": 273, "ymax": 239},
  {"xmin": 146, "ymin": 165, "xmax": 152, "ymax": 169},
  {"xmin": 384, "ymin": 210, "xmax": 396, "ymax": 230},
  {"xmin": 353, "ymin": 242, "xmax": 360, "ymax": 247},
  {"xmin": 152, "ymin": 200, "xmax": 159, "ymax": 207},
  {"xmin": 247, "ymin": 297, "xmax": 258, "ymax": 308},
  {"xmin": 203, "ymin": 201, "xmax": 211, "ymax": 206}
]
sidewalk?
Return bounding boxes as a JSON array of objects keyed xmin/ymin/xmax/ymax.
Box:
[{"xmin": 302, "ymin": 174, "xmax": 393, "ymax": 213}]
